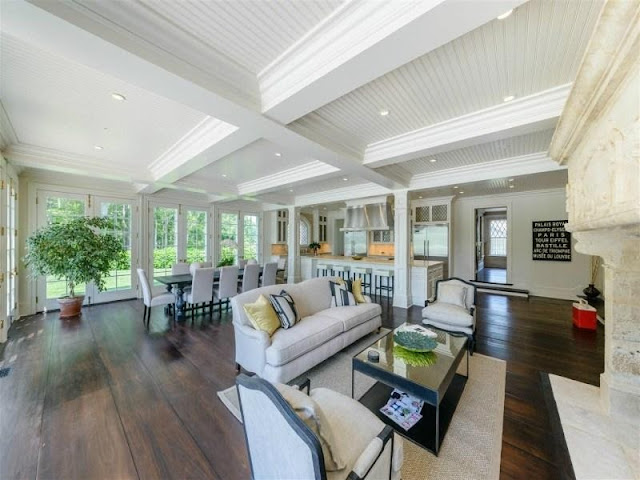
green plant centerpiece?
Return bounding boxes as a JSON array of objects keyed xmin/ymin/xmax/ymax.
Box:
[
  {"xmin": 25, "ymin": 217, "xmax": 126, "ymax": 318},
  {"xmin": 309, "ymin": 242, "xmax": 321, "ymax": 256},
  {"xmin": 393, "ymin": 324, "xmax": 439, "ymax": 367}
]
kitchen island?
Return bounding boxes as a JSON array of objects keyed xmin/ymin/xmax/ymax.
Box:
[{"xmin": 300, "ymin": 255, "xmax": 443, "ymax": 306}]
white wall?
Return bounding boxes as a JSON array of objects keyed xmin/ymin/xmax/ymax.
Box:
[{"xmin": 452, "ymin": 189, "xmax": 590, "ymax": 300}]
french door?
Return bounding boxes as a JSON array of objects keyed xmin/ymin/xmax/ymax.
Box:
[
  {"xmin": 35, "ymin": 190, "xmax": 137, "ymax": 311},
  {"xmin": 149, "ymin": 202, "xmax": 210, "ymax": 288},
  {"xmin": 217, "ymin": 210, "xmax": 260, "ymax": 264}
]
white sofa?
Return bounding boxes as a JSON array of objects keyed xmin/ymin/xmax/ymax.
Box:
[{"xmin": 232, "ymin": 277, "xmax": 382, "ymax": 383}]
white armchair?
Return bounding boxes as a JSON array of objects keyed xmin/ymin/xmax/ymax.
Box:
[
  {"xmin": 422, "ymin": 277, "xmax": 477, "ymax": 353},
  {"xmin": 236, "ymin": 374, "xmax": 403, "ymax": 480}
]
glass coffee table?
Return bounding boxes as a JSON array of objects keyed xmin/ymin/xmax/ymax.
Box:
[{"xmin": 352, "ymin": 324, "xmax": 469, "ymax": 455}]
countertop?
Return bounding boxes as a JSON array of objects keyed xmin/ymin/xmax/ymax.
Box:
[{"xmin": 301, "ymin": 255, "xmax": 442, "ymax": 268}]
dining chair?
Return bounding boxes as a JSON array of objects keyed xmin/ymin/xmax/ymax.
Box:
[
  {"xmin": 238, "ymin": 259, "xmax": 248, "ymax": 268},
  {"xmin": 184, "ymin": 267, "xmax": 215, "ymax": 320},
  {"xmin": 239, "ymin": 263, "xmax": 260, "ymax": 293},
  {"xmin": 247, "ymin": 258, "xmax": 258, "ymax": 265},
  {"xmin": 189, "ymin": 261, "xmax": 212, "ymax": 275},
  {"xmin": 261, "ymin": 262, "xmax": 278, "ymax": 287},
  {"xmin": 276, "ymin": 257, "xmax": 288, "ymax": 284},
  {"xmin": 171, "ymin": 262, "xmax": 190, "ymax": 275},
  {"xmin": 214, "ymin": 265, "xmax": 239, "ymax": 316},
  {"xmin": 137, "ymin": 268, "xmax": 175, "ymax": 328}
]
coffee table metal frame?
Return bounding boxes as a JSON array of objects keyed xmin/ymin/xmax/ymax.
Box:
[{"xmin": 351, "ymin": 325, "xmax": 469, "ymax": 455}]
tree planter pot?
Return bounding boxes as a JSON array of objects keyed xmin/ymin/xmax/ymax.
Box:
[{"xmin": 58, "ymin": 296, "xmax": 84, "ymax": 318}]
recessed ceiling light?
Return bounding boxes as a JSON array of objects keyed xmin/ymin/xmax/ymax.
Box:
[
  {"xmin": 94, "ymin": 145, "xmax": 103, "ymax": 150},
  {"xmin": 508, "ymin": 178, "xmax": 514, "ymax": 182},
  {"xmin": 111, "ymin": 93, "xmax": 126, "ymax": 101},
  {"xmin": 429, "ymin": 158, "xmax": 437, "ymax": 163},
  {"xmin": 343, "ymin": 177, "xmax": 348, "ymax": 181},
  {"xmin": 418, "ymin": 195, "xmax": 423, "ymax": 199},
  {"xmin": 453, "ymin": 186, "xmax": 458, "ymax": 189},
  {"xmin": 222, "ymin": 174, "xmax": 227, "ymax": 178},
  {"xmin": 379, "ymin": 109, "xmax": 390, "ymax": 116},
  {"xmin": 289, "ymin": 189, "xmax": 294, "ymax": 192},
  {"xmin": 503, "ymin": 95, "xmax": 515, "ymax": 102},
  {"xmin": 459, "ymin": 191, "xmax": 464, "ymax": 194},
  {"xmin": 275, "ymin": 152, "xmax": 282, "ymax": 157},
  {"xmin": 509, "ymin": 185, "xmax": 515, "ymax": 189},
  {"xmin": 497, "ymin": 9, "xmax": 513, "ymax": 20}
]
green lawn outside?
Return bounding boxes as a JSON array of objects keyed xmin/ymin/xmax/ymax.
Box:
[{"xmin": 46, "ymin": 271, "xmax": 133, "ymax": 299}]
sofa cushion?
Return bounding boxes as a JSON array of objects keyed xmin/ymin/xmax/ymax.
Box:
[
  {"xmin": 421, "ymin": 302, "xmax": 473, "ymax": 327},
  {"xmin": 266, "ymin": 315, "xmax": 344, "ymax": 367},
  {"xmin": 284, "ymin": 277, "xmax": 335, "ymax": 318},
  {"xmin": 321, "ymin": 303, "xmax": 381, "ymax": 331}
]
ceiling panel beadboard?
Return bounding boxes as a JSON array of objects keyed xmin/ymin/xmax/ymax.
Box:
[
  {"xmin": 0, "ymin": 34, "xmax": 208, "ymax": 171},
  {"xmin": 412, "ymin": 170, "xmax": 568, "ymax": 199},
  {"xmin": 108, "ymin": 0, "xmax": 345, "ymax": 74},
  {"xmin": 290, "ymin": 0, "xmax": 603, "ymax": 150},
  {"xmin": 377, "ymin": 128, "xmax": 556, "ymax": 177}
]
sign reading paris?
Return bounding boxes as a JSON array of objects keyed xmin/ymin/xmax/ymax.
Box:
[{"xmin": 532, "ymin": 220, "xmax": 572, "ymax": 261}]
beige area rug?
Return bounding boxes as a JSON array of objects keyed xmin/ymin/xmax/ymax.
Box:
[{"xmin": 218, "ymin": 331, "xmax": 506, "ymax": 480}]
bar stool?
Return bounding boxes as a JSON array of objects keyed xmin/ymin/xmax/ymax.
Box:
[
  {"xmin": 374, "ymin": 269, "xmax": 394, "ymax": 304},
  {"xmin": 316, "ymin": 263, "xmax": 334, "ymax": 277},
  {"xmin": 332, "ymin": 265, "xmax": 351, "ymax": 280},
  {"xmin": 352, "ymin": 266, "xmax": 372, "ymax": 295}
]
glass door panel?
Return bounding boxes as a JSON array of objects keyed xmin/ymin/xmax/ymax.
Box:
[
  {"xmin": 220, "ymin": 212, "xmax": 238, "ymax": 264},
  {"xmin": 6, "ymin": 177, "xmax": 16, "ymax": 320},
  {"xmin": 93, "ymin": 199, "xmax": 136, "ymax": 302},
  {"xmin": 152, "ymin": 206, "xmax": 179, "ymax": 283},
  {"xmin": 37, "ymin": 192, "xmax": 88, "ymax": 311},
  {"xmin": 185, "ymin": 209, "xmax": 208, "ymax": 263},
  {"xmin": 243, "ymin": 214, "xmax": 259, "ymax": 261}
]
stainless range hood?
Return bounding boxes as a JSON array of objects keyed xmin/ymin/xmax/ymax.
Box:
[{"xmin": 340, "ymin": 196, "xmax": 394, "ymax": 231}]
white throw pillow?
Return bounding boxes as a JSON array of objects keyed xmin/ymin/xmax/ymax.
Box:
[
  {"xmin": 438, "ymin": 283, "xmax": 467, "ymax": 308},
  {"xmin": 329, "ymin": 281, "xmax": 356, "ymax": 307},
  {"xmin": 274, "ymin": 382, "xmax": 345, "ymax": 471}
]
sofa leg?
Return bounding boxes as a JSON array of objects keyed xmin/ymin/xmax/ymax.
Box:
[
  {"xmin": 376, "ymin": 327, "xmax": 381, "ymax": 334},
  {"xmin": 235, "ymin": 363, "xmax": 241, "ymax": 373}
]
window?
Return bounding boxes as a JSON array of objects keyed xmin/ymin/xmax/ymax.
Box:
[
  {"xmin": 243, "ymin": 214, "xmax": 258, "ymax": 260},
  {"xmin": 100, "ymin": 202, "xmax": 132, "ymax": 291},
  {"xmin": 186, "ymin": 209, "xmax": 207, "ymax": 263},
  {"xmin": 299, "ymin": 217, "xmax": 310, "ymax": 246},
  {"xmin": 489, "ymin": 219, "xmax": 507, "ymax": 256},
  {"xmin": 220, "ymin": 212, "xmax": 238, "ymax": 264}
]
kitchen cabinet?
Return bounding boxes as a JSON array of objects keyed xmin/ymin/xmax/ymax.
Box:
[
  {"xmin": 371, "ymin": 230, "xmax": 393, "ymax": 243},
  {"xmin": 276, "ymin": 209, "xmax": 288, "ymax": 243},
  {"xmin": 319, "ymin": 215, "xmax": 327, "ymax": 242}
]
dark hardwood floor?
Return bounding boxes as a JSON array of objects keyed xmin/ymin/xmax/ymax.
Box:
[
  {"xmin": 476, "ymin": 267, "xmax": 508, "ymax": 284},
  {"xmin": 0, "ymin": 293, "xmax": 603, "ymax": 479}
]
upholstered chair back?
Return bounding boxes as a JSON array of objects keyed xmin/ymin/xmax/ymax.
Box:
[
  {"xmin": 189, "ymin": 267, "xmax": 215, "ymax": 303},
  {"xmin": 261, "ymin": 262, "xmax": 278, "ymax": 286},
  {"xmin": 136, "ymin": 268, "xmax": 152, "ymax": 306},
  {"xmin": 241, "ymin": 263, "xmax": 260, "ymax": 292},
  {"xmin": 171, "ymin": 262, "xmax": 190, "ymax": 275},
  {"xmin": 238, "ymin": 259, "xmax": 248, "ymax": 268},
  {"xmin": 236, "ymin": 375, "xmax": 324, "ymax": 480},
  {"xmin": 247, "ymin": 258, "xmax": 258, "ymax": 265},
  {"xmin": 189, "ymin": 262, "xmax": 211, "ymax": 275},
  {"xmin": 436, "ymin": 278, "xmax": 476, "ymax": 310},
  {"xmin": 277, "ymin": 257, "xmax": 287, "ymax": 270},
  {"xmin": 217, "ymin": 266, "xmax": 239, "ymax": 300}
]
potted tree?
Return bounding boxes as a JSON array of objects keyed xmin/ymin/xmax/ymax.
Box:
[
  {"xmin": 25, "ymin": 217, "xmax": 126, "ymax": 318},
  {"xmin": 309, "ymin": 242, "xmax": 321, "ymax": 256}
]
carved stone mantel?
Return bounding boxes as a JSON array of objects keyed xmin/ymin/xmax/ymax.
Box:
[{"xmin": 549, "ymin": 0, "xmax": 640, "ymax": 423}]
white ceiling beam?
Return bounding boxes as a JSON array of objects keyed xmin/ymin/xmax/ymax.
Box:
[
  {"xmin": 13, "ymin": 0, "xmax": 402, "ymax": 191},
  {"xmin": 295, "ymin": 183, "xmax": 391, "ymax": 208},
  {"xmin": 261, "ymin": 0, "xmax": 527, "ymax": 124},
  {"xmin": 0, "ymin": 101, "xmax": 19, "ymax": 150},
  {"xmin": 409, "ymin": 152, "xmax": 566, "ymax": 190},
  {"xmin": 237, "ymin": 161, "xmax": 340, "ymax": 196},
  {"xmin": 364, "ymin": 84, "xmax": 571, "ymax": 169}
]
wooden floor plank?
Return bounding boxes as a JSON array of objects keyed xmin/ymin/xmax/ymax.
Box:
[{"xmin": 1, "ymin": 292, "xmax": 603, "ymax": 480}]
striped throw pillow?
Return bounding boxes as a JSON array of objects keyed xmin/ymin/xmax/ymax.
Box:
[
  {"xmin": 269, "ymin": 290, "xmax": 299, "ymax": 329},
  {"xmin": 329, "ymin": 281, "xmax": 355, "ymax": 307}
]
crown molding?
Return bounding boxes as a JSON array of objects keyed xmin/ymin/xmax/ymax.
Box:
[
  {"xmin": 0, "ymin": 101, "xmax": 18, "ymax": 150},
  {"xmin": 237, "ymin": 161, "xmax": 340, "ymax": 196},
  {"xmin": 5, "ymin": 143, "xmax": 145, "ymax": 182},
  {"xmin": 409, "ymin": 152, "xmax": 565, "ymax": 190},
  {"xmin": 295, "ymin": 182, "xmax": 390, "ymax": 207},
  {"xmin": 148, "ymin": 117, "xmax": 238, "ymax": 180},
  {"xmin": 550, "ymin": 1, "xmax": 640, "ymax": 165},
  {"xmin": 364, "ymin": 84, "xmax": 572, "ymax": 168}
]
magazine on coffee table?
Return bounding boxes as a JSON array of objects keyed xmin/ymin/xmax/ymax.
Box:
[{"xmin": 379, "ymin": 389, "xmax": 424, "ymax": 431}]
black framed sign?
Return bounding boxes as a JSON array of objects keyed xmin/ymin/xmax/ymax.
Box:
[{"xmin": 532, "ymin": 220, "xmax": 572, "ymax": 261}]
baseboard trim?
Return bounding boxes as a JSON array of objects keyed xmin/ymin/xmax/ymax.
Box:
[{"xmin": 477, "ymin": 288, "xmax": 529, "ymax": 298}]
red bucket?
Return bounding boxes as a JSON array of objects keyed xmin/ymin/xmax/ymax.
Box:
[{"xmin": 572, "ymin": 299, "xmax": 597, "ymax": 330}]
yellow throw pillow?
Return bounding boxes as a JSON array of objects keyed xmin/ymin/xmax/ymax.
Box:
[
  {"xmin": 351, "ymin": 278, "xmax": 366, "ymax": 304},
  {"xmin": 243, "ymin": 295, "xmax": 280, "ymax": 336},
  {"xmin": 337, "ymin": 278, "xmax": 366, "ymax": 304}
]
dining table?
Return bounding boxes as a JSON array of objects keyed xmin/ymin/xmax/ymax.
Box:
[{"xmin": 154, "ymin": 267, "xmax": 268, "ymax": 320}]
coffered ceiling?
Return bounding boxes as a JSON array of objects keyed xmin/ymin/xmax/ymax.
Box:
[{"xmin": 0, "ymin": 0, "xmax": 604, "ymax": 208}]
